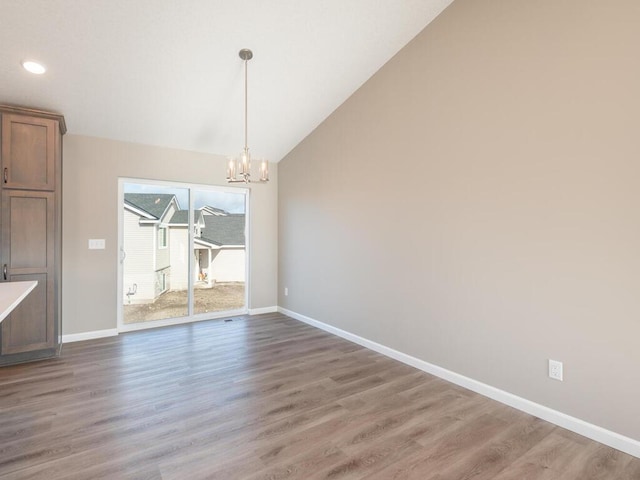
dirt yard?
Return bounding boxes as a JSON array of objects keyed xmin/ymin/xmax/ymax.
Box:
[{"xmin": 123, "ymin": 282, "xmax": 245, "ymax": 324}]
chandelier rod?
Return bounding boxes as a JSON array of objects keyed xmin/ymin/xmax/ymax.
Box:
[
  {"xmin": 244, "ymin": 50, "xmax": 248, "ymax": 152},
  {"xmin": 239, "ymin": 48, "xmax": 253, "ymax": 153}
]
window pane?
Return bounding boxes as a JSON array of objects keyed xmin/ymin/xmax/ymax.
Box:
[
  {"xmin": 193, "ymin": 189, "xmax": 246, "ymax": 315},
  {"xmin": 123, "ymin": 183, "xmax": 189, "ymax": 323}
]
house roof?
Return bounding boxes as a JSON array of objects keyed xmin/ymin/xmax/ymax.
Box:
[
  {"xmin": 124, "ymin": 193, "xmax": 177, "ymax": 220},
  {"xmin": 125, "ymin": 196, "xmax": 245, "ymax": 246},
  {"xmin": 201, "ymin": 214, "xmax": 245, "ymax": 247},
  {"xmin": 168, "ymin": 210, "xmax": 204, "ymax": 226},
  {"xmin": 201, "ymin": 206, "xmax": 230, "ymax": 216}
]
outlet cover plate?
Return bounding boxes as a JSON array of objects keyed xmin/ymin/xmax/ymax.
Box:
[
  {"xmin": 88, "ymin": 239, "xmax": 106, "ymax": 250},
  {"xmin": 549, "ymin": 359, "xmax": 563, "ymax": 381}
]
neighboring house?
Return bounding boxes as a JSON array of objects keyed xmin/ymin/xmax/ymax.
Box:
[
  {"xmin": 123, "ymin": 193, "xmax": 245, "ymax": 304},
  {"xmin": 198, "ymin": 212, "xmax": 246, "ymax": 283},
  {"xmin": 123, "ymin": 193, "xmax": 178, "ymax": 304},
  {"xmin": 165, "ymin": 208, "xmax": 205, "ymax": 291}
]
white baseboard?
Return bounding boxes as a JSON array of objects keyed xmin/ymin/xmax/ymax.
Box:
[
  {"xmin": 62, "ymin": 329, "xmax": 119, "ymax": 343},
  {"xmin": 278, "ymin": 307, "xmax": 640, "ymax": 459},
  {"xmin": 249, "ymin": 306, "xmax": 278, "ymax": 315}
]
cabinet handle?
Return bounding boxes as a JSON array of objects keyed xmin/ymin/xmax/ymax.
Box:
[
  {"xmin": 3, "ymin": 264, "xmax": 6, "ymax": 281},
  {"xmin": 3, "ymin": 168, "xmax": 7, "ymax": 183}
]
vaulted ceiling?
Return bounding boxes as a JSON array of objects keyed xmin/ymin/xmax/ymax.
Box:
[{"xmin": 1, "ymin": 0, "xmax": 453, "ymax": 161}]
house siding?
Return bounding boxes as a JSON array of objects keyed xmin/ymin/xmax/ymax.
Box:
[
  {"xmin": 123, "ymin": 209, "xmax": 156, "ymax": 303},
  {"xmin": 169, "ymin": 227, "xmax": 191, "ymax": 290},
  {"xmin": 210, "ymin": 248, "xmax": 245, "ymax": 283},
  {"xmin": 155, "ymin": 203, "xmax": 176, "ymax": 271}
]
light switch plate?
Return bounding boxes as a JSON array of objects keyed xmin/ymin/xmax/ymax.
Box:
[{"xmin": 88, "ymin": 239, "xmax": 106, "ymax": 250}]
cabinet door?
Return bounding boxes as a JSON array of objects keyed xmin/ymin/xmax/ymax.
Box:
[
  {"xmin": 1, "ymin": 190, "xmax": 55, "ymax": 354},
  {"xmin": 1, "ymin": 114, "xmax": 57, "ymax": 191}
]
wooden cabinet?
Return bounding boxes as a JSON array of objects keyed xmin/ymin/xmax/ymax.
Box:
[
  {"xmin": 2, "ymin": 114, "xmax": 57, "ymax": 191},
  {"xmin": 0, "ymin": 106, "xmax": 65, "ymax": 365}
]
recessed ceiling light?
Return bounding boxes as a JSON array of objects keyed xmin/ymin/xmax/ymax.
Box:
[{"xmin": 22, "ymin": 60, "xmax": 46, "ymax": 75}]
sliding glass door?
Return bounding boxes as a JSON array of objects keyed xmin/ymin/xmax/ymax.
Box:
[
  {"xmin": 118, "ymin": 179, "xmax": 248, "ymax": 331},
  {"xmin": 192, "ymin": 188, "xmax": 247, "ymax": 315}
]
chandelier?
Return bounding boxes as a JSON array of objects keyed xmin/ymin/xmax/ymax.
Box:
[{"xmin": 227, "ymin": 48, "xmax": 269, "ymax": 183}]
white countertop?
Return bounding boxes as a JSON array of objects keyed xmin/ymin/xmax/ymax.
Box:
[{"xmin": 0, "ymin": 281, "xmax": 38, "ymax": 323}]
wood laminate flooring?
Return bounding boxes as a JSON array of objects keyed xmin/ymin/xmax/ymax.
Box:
[{"xmin": 1, "ymin": 313, "xmax": 639, "ymax": 479}]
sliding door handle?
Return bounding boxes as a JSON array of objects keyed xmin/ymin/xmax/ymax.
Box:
[
  {"xmin": 3, "ymin": 168, "xmax": 7, "ymax": 183},
  {"xmin": 3, "ymin": 264, "xmax": 6, "ymax": 281}
]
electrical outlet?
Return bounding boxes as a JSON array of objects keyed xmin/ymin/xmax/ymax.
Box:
[
  {"xmin": 549, "ymin": 359, "xmax": 563, "ymax": 381},
  {"xmin": 284, "ymin": 287, "xmax": 288, "ymax": 296}
]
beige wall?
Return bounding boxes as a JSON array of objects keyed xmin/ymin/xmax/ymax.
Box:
[
  {"xmin": 278, "ymin": 0, "xmax": 640, "ymax": 440},
  {"xmin": 63, "ymin": 135, "xmax": 277, "ymax": 335}
]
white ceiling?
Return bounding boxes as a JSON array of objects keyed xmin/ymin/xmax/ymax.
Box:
[{"xmin": 1, "ymin": 0, "xmax": 453, "ymax": 161}]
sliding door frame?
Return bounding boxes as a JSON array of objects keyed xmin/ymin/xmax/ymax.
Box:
[{"xmin": 116, "ymin": 177, "xmax": 250, "ymax": 333}]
